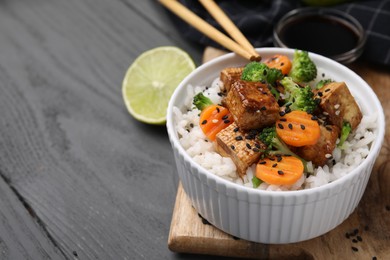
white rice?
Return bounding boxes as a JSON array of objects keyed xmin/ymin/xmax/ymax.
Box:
[{"xmin": 174, "ymin": 78, "xmax": 378, "ymax": 191}]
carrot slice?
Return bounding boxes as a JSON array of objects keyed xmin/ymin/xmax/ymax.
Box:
[
  {"xmin": 199, "ymin": 104, "xmax": 234, "ymax": 141},
  {"xmin": 264, "ymin": 54, "xmax": 292, "ymax": 75},
  {"xmin": 276, "ymin": 110, "xmax": 320, "ymax": 147},
  {"xmin": 256, "ymin": 156, "xmax": 304, "ymax": 185}
]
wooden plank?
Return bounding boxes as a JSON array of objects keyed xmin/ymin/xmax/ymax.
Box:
[
  {"xmin": 0, "ymin": 0, "xmax": 203, "ymax": 259},
  {"xmin": 0, "ymin": 177, "xmax": 64, "ymax": 259},
  {"xmin": 168, "ymin": 47, "xmax": 390, "ymax": 259}
]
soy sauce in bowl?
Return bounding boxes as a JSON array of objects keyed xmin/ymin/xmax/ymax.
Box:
[{"xmin": 273, "ymin": 8, "xmax": 366, "ymax": 64}]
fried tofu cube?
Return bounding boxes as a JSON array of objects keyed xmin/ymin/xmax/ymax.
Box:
[
  {"xmin": 215, "ymin": 122, "xmax": 266, "ymax": 178},
  {"xmin": 293, "ymin": 125, "xmax": 340, "ymax": 166},
  {"xmin": 317, "ymin": 82, "xmax": 362, "ymax": 130},
  {"xmin": 224, "ymin": 80, "xmax": 279, "ymax": 131},
  {"xmin": 220, "ymin": 67, "xmax": 243, "ymax": 93}
]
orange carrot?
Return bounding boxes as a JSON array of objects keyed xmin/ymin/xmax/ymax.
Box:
[
  {"xmin": 276, "ymin": 110, "xmax": 320, "ymax": 147},
  {"xmin": 256, "ymin": 156, "xmax": 304, "ymax": 185},
  {"xmin": 264, "ymin": 54, "xmax": 292, "ymax": 75},
  {"xmin": 199, "ymin": 104, "xmax": 234, "ymax": 141}
]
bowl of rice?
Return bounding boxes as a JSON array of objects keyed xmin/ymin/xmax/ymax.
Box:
[{"xmin": 166, "ymin": 47, "xmax": 385, "ymax": 244}]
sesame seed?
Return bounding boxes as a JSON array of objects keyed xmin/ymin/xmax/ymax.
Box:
[
  {"xmin": 301, "ymin": 124, "xmax": 305, "ymax": 130},
  {"xmin": 281, "ymin": 62, "xmax": 284, "ymax": 66},
  {"xmin": 352, "ymin": 239, "xmax": 358, "ymax": 243},
  {"xmin": 201, "ymin": 120, "xmax": 207, "ymax": 125},
  {"xmin": 322, "ymin": 73, "xmax": 325, "ymax": 77},
  {"xmin": 277, "ymin": 156, "xmax": 282, "ymax": 162},
  {"xmin": 373, "ymin": 257, "xmax": 377, "ymax": 260},
  {"xmin": 278, "ymin": 170, "xmax": 284, "ymax": 175},
  {"xmin": 190, "ymin": 123, "xmax": 194, "ymax": 128},
  {"xmin": 280, "ymin": 118, "xmax": 287, "ymax": 121},
  {"xmin": 216, "ymin": 107, "xmax": 220, "ymax": 113},
  {"xmin": 351, "ymin": 247, "xmax": 358, "ymax": 252},
  {"xmin": 317, "ymin": 92, "xmax": 323, "ymax": 97},
  {"xmin": 253, "ymin": 148, "xmax": 260, "ymax": 152},
  {"xmin": 224, "ymin": 119, "xmax": 231, "ymax": 124},
  {"xmin": 335, "ymin": 110, "xmax": 340, "ymax": 116},
  {"xmin": 235, "ymin": 136, "xmax": 243, "ymax": 141},
  {"xmin": 323, "ymin": 111, "xmax": 329, "ymax": 116},
  {"xmin": 345, "ymin": 233, "xmax": 350, "ymax": 239},
  {"xmin": 230, "ymin": 145, "xmax": 235, "ymax": 150},
  {"xmin": 325, "ymin": 88, "xmax": 331, "ymax": 92},
  {"xmin": 260, "ymin": 106, "xmax": 267, "ymax": 111},
  {"xmin": 246, "ymin": 143, "xmax": 252, "ymax": 149},
  {"xmin": 222, "ymin": 115, "xmax": 228, "ymax": 120},
  {"xmin": 212, "ymin": 119, "xmax": 218, "ymax": 123},
  {"xmin": 334, "ymin": 104, "xmax": 340, "ymax": 109},
  {"xmin": 278, "ymin": 123, "xmax": 284, "ymax": 129},
  {"xmin": 325, "ymin": 153, "xmax": 332, "ymax": 159},
  {"xmin": 272, "ymin": 163, "xmax": 277, "ymax": 167},
  {"xmin": 357, "ymin": 236, "xmax": 362, "ymax": 242},
  {"xmin": 259, "ymin": 161, "xmax": 266, "ymax": 165},
  {"xmin": 288, "ymin": 123, "xmax": 293, "ymax": 130},
  {"xmin": 279, "ymin": 111, "xmax": 286, "ymax": 116},
  {"xmin": 233, "ymin": 127, "xmax": 239, "ymax": 132}
]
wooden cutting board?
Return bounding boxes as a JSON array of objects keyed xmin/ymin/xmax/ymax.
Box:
[{"xmin": 168, "ymin": 47, "xmax": 390, "ymax": 259}]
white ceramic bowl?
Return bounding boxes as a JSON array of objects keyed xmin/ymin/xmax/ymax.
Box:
[{"xmin": 166, "ymin": 48, "xmax": 385, "ymax": 244}]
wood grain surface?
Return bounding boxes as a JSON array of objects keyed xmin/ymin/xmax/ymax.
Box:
[
  {"xmin": 168, "ymin": 47, "xmax": 390, "ymax": 259},
  {"xmin": 0, "ymin": 1, "xmax": 206, "ymax": 259}
]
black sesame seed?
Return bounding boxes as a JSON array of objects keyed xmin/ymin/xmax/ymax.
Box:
[
  {"xmin": 352, "ymin": 239, "xmax": 358, "ymax": 243},
  {"xmin": 277, "ymin": 156, "xmax": 282, "ymax": 162},
  {"xmin": 281, "ymin": 62, "xmax": 284, "ymax": 66},
  {"xmin": 288, "ymin": 123, "xmax": 293, "ymax": 130},
  {"xmin": 353, "ymin": 229, "xmax": 359, "ymax": 235},
  {"xmin": 300, "ymin": 124, "xmax": 305, "ymax": 130},
  {"xmin": 260, "ymin": 106, "xmax": 267, "ymax": 111},
  {"xmin": 269, "ymin": 157, "xmax": 275, "ymax": 161},
  {"xmin": 325, "ymin": 88, "xmax": 331, "ymax": 92},
  {"xmin": 233, "ymin": 127, "xmax": 239, "ymax": 132},
  {"xmin": 259, "ymin": 161, "xmax": 266, "ymax": 165},
  {"xmin": 224, "ymin": 119, "xmax": 231, "ymax": 124},
  {"xmin": 253, "ymin": 148, "xmax": 260, "ymax": 152},
  {"xmin": 280, "ymin": 118, "xmax": 287, "ymax": 122},
  {"xmin": 351, "ymin": 246, "xmax": 358, "ymax": 252},
  {"xmin": 246, "ymin": 143, "xmax": 252, "ymax": 149},
  {"xmin": 235, "ymin": 136, "xmax": 243, "ymax": 141},
  {"xmin": 345, "ymin": 233, "xmax": 350, "ymax": 239},
  {"xmin": 216, "ymin": 107, "xmax": 220, "ymax": 113},
  {"xmin": 278, "ymin": 123, "xmax": 284, "ymax": 129},
  {"xmin": 373, "ymin": 257, "xmax": 377, "ymax": 260},
  {"xmin": 217, "ymin": 92, "xmax": 223, "ymax": 97},
  {"xmin": 190, "ymin": 123, "xmax": 194, "ymax": 128},
  {"xmin": 357, "ymin": 236, "xmax": 362, "ymax": 242},
  {"xmin": 278, "ymin": 170, "xmax": 284, "ymax": 175},
  {"xmin": 222, "ymin": 115, "xmax": 228, "ymax": 120},
  {"xmin": 318, "ymin": 92, "xmax": 323, "ymax": 97},
  {"xmin": 279, "ymin": 111, "xmax": 286, "ymax": 116},
  {"xmin": 201, "ymin": 120, "xmax": 207, "ymax": 125},
  {"xmin": 231, "ymin": 145, "xmax": 235, "ymax": 150},
  {"xmin": 311, "ymin": 115, "xmax": 318, "ymax": 121},
  {"xmin": 322, "ymin": 73, "xmax": 325, "ymax": 77},
  {"xmin": 272, "ymin": 163, "xmax": 277, "ymax": 167}
]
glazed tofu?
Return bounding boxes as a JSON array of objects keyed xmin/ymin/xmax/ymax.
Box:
[
  {"xmin": 220, "ymin": 67, "xmax": 243, "ymax": 92},
  {"xmin": 316, "ymin": 82, "xmax": 362, "ymax": 130},
  {"xmin": 293, "ymin": 125, "xmax": 340, "ymax": 166},
  {"xmin": 224, "ymin": 80, "xmax": 280, "ymax": 131},
  {"xmin": 215, "ymin": 122, "xmax": 266, "ymax": 178}
]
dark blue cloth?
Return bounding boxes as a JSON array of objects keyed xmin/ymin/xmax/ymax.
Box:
[{"xmin": 172, "ymin": 0, "xmax": 390, "ymax": 66}]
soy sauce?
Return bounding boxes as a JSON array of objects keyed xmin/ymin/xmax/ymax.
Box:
[{"xmin": 279, "ymin": 15, "xmax": 359, "ymax": 57}]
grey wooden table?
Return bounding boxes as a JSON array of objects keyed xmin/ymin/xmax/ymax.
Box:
[{"xmin": 0, "ymin": 1, "xmax": 234, "ymax": 259}]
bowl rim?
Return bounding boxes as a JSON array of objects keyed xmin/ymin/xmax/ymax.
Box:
[{"xmin": 166, "ymin": 47, "xmax": 385, "ymax": 198}]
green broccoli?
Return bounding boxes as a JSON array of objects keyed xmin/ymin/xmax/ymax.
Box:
[
  {"xmin": 338, "ymin": 121, "xmax": 352, "ymax": 148},
  {"xmin": 289, "ymin": 50, "xmax": 317, "ymax": 83},
  {"xmin": 241, "ymin": 61, "xmax": 283, "ymax": 85},
  {"xmin": 280, "ymin": 77, "xmax": 319, "ymax": 114},
  {"xmin": 315, "ymin": 79, "xmax": 334, "ymax": 89},
  {"xmin": 193, "ymin": 92, "xmax": 213, "ymax": 111},
  {"xmin": 258, "ymin": 126, "xmax": 311, "ymax": 172}
]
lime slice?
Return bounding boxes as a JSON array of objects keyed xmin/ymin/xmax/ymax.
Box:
[{"xmin": 122, "ymin": 46, "xmax": 195, "ymax": 124}]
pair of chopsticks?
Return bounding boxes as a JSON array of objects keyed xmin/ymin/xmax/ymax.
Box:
[{"xmin": 159, "ymin": 0, "xmax": 261, "ymax": 61}]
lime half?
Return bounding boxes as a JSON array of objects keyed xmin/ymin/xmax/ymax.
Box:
[{"xmin": 122, "ymin": 46, "xmax": 195, "ymax": 124}]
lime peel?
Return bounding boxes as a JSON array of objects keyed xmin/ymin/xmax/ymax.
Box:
[{"xmin": 122, "ymin": 46, "xmax": 195, "ymax": 125}]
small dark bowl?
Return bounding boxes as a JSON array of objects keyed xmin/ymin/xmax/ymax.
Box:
[{"xmin": 273, "ymin": 7, "xmax": 366, "ymax": 64}]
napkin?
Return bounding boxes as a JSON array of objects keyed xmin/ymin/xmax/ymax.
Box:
[{"xmin": 171, "ymin": 0, "xmax": 390, "ymax": 66}]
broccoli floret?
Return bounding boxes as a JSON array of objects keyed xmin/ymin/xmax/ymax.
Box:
[
  {"xmin": 289, "ymin": 50, "xmax": 317, "ymax": 83},
  {"xmin": 280, "ymin": 77, "xmax": 319, "ymax": 114},
  {"xmin": 338, "ymin": 121, "xmax": 352, "ymax": 148},
  {"xmin": 193, "ymin": 92, "xmax": 213, "ymax": 111},
  {"xmin": 258, "ymin": 126, "xmax": 311, "ymax": 172},
  {"xmin": 315, "ymin": 79, "xmax": 334, "ymax": 89},
  {"xmin": 241, "ymin": 62, "xmax": 283, "ymax": 85}
]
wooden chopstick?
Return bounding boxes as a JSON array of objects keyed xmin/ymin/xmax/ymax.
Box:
[
  {"xmin": 198, "ymin": 0, "xmax": 259, "ymax": 58},
  {"xmin": 159, "ymin": 0, "xmax": 261, "ymax": 61}
]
